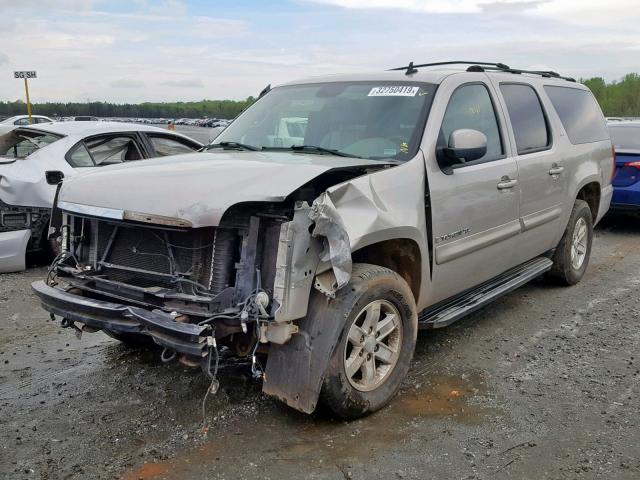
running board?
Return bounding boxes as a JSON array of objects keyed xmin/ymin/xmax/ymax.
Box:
[{"xmin": 418, "ymin": 257, "xmax": 553, "ymax": 329}]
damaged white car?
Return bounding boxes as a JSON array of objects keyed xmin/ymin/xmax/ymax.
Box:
[
  {"xmin": 0, "ymin": 122, "xmax": 201, "ymax": 272},
  {"xmin": 33, "ymin": 63, "xmax": 612, "ymax": 418}
]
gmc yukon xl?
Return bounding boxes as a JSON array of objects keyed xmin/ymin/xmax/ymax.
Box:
[{"xmin": 33, "ymin": 62, "xmax": 613, "ymax": 418}]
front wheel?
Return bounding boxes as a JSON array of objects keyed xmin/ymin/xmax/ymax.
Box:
[
  {"xmin": 547, "ymin": 199, "xmax": 593, "ymax": 285},
  {"xmin": 319, "ymin": 264, "xmax": 418, "ymax": 419}
]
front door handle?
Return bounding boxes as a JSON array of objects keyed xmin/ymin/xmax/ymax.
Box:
[
  {"xmin": 549, "ymin": 164, "xmax": 565, "ymax": 176},
  {"xmin": 497, "ymin": 177, "xmax": 518, "ymax": 190}
]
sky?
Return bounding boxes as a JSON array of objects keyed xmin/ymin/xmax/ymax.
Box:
[{"xmin": 0, "ymin": 0, "xmax": 638, "ymax": 103}]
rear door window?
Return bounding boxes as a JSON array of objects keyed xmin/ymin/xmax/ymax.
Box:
[
  {"xmin": 86, "ymin": 135, "xmax": 142, "ymax": 165},
  {"xmin": 66, "ymin": 135, "xmax": 144, "ymax": 167},
  {"xmin": 146, "ymin": 134, "xmax": 198, "ymax": 157},
  {"xmin": 500, "ymin": 84, "xmax": 550, "ymax": 154},
  {"xmin": 543, "ymin": 86, "xmax": 609, "ymax": 144},
  {"xmin": 440, "ymin": 83, "xmax": 503, "ymax": 163}
]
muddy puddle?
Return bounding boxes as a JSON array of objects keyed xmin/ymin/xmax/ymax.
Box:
[{"xmin": 119, "ymin": 371, "xmax": 497, "ymax": 479}]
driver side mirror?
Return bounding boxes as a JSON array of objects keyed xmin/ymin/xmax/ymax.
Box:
[{"xmin": 442, "ymin": 129, "xmax": 487, "ymax": 166}]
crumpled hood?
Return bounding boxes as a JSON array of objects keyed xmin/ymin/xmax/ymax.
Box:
[{"xmin": 58, "ymin": 151, "xmax": 390, "ymax": 227}]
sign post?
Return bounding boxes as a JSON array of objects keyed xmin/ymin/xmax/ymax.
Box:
[{"xmin": 13, "ymin": 71, "xmax": 37, "ymax": 124}]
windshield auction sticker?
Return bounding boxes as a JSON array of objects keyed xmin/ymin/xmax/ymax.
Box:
[{"xmin": 368, "ymin": 86, "xmax": 420, "ymax": 97}]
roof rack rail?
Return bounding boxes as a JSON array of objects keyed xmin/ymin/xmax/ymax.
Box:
[
  {"xmin": 389, "ymin": 60, "xmax": 575, "ymax": 82},
  {"xmin": 390, "ymin": 61, "xmax": 510, "ymax": 75},
  {"xmin": 475, "ymin": 65, "xmax": 576, "ymax": 82}
]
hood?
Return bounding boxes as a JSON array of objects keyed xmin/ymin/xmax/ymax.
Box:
[{"xmin": 58, "ymin": 151, "xmax": 391, "ymax": 227}]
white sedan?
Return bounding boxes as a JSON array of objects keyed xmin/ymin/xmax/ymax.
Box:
[
  {"xmin": 0, "ymin": 121, "xmax": 202, "ymax": 272},
  {"xmin": 1, "ymin": 114, "xmax": 54, "ymax": 126},
  {"xmin": 0, "ymin": 115, "xmax": 55, "ymax": 134}
]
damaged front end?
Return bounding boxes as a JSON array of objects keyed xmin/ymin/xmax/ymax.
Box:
[{"xmin": 32, "ymin": 186, "xmax": 358, "ymax": 399}]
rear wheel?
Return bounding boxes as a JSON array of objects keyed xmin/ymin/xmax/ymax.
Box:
[
  {"xmin": 547, "ymin": 199, "xmax": 593, "ymax": 285},
  {"xmin": 319, "ymin": 264, "xmax": 417, "ymax": 419}
]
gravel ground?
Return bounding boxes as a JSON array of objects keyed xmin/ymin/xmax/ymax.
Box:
[{"xmin": 1, "ymin": 215, "xmax": 639, "ymax": 480}]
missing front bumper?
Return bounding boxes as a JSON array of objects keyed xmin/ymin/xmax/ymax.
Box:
[{"xmin": 31, "ymin": 280, "xmax": 212, "ymax": 357}]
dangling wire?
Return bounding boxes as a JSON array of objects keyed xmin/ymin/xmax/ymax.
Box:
[{"xmin": 201, "ymin": 328, "xmax": 220, "ymax": 431}]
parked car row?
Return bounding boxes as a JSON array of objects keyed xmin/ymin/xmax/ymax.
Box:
[{"xmin": 24, "ymin": 62, "xmax": 620, "ymax": 419}]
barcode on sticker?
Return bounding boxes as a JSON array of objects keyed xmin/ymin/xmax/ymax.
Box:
[{"xmin": 368, "ymin": 86, "xmax": 419, "ymax": 97}]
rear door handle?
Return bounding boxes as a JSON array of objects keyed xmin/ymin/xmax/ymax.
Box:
[
  {"xmin": 497, "ymin": 177, "xmax": 518, "ymax": 190},
  {"xmin": 549, "ymin": 164, "xmax": 564, "ymax": 176}
]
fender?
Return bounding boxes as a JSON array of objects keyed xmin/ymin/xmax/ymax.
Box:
[{"xmin": 263, "ymin": 156, "xmax": 430, "ymax": 412}]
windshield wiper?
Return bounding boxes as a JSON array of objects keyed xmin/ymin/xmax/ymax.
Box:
[
  {"xmin": 288, "ymin": 145, "xmax": 361, "ymax": 158},
  {"xmin": 206, "ymin": 141, "xmax": 259, "ymax": 151}
]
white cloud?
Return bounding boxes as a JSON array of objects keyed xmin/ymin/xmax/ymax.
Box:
[
  {"xmin": 0, "ymin": 52, "xmax": 8, "ymax": 65},
  {"xmin": 305, "ymin": 0, "xmax": 640, "ymax": 27},
  {"xmin": 190, "ymin": 17, "xmax": 248, "ymax": 38},
  {"xmin": 110, "ymin": 78, "xmax": 145, "ymax": 88},
  {"xmin": 303, "ymin": 0, "xmax": 542, "ymax": 14},
  {"xmin": 0, "ymin": 0, "xmax": 95, "ymax": 9},
  {"xmin": 160, "ymin": 79, "xmax": 204, "ymax": 88}
]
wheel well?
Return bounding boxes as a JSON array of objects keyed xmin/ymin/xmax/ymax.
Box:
[
  {"xmin": 576, "ymin": 182, "xmax": 600, "ymax": 221},
  {"xmin": 351, "ymin": 238, "xmax": 421, "ymax": 302}
]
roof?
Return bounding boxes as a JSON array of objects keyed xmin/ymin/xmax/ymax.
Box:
[
  {"xmin": 279, "ymin": 66, "xmax": 586, "ymax": 89},
  {"xmin": 17, "ymin": 121, "xmax": 199, "ymax": 143},
  {"xmin": 280, "ymin": 69, "xmax": 456, "ymax": 87}
]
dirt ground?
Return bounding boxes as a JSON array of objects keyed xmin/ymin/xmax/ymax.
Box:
[{"xmin": 1, "ymin": 215, "xmax": 639, "ymax": 480}]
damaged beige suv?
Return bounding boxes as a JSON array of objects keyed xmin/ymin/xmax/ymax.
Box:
[{"xmin": 33, "ymin": 62, "xmax": 613, "ymax": 418}]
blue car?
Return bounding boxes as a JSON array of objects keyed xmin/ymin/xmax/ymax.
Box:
[{"xmin": 609, "ymin": 122, "xmax": 640, "ymax": 212}]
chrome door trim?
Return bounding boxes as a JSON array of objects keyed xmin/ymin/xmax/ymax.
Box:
[{"xmin": 435, "ymin": 219, "xmax": 521, "ymax": 265}]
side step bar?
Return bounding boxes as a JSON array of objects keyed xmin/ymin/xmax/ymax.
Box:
[{"xmin": 419, "ymin": 257, "xmax": 553, "ymax": 329}]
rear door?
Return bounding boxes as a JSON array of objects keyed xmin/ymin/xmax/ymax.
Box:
[
  {"xmin": 491, "ymin": 81, "xmax": 566, "ymax": 263},
  {"xmin": 426, "ymin": 74, "xmax": 521, "ymax": 304}
]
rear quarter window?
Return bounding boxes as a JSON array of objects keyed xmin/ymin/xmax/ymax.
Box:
[{"xmin": 543, "ymin": 85, "xmax": 609, "ymax": 145}]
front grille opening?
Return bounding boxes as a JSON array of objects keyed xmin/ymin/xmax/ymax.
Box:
[{"xmin": 74, "ymin": 219, "xmax": 238, "ymax": 295}]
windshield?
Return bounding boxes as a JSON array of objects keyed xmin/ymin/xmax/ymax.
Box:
[
  {"xmin": 213, "ymin": 81, "xmax": 437, "ymax": 160},
  {"xmin": 609, "ymin": 125, "xmax": 640, "ymax": 151},
  {"xmin": 0, "ymin": 129, "xmax": 62, "ymax": 159}
]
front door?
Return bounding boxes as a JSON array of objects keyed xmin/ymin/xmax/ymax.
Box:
[{"xmin": 425, "ymin": 76, "xmax": 521, "ymax": 304}]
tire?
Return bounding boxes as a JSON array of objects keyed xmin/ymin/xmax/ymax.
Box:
[
  {"xmin": 547, "ymin": 199, "xmax": 593, "ymax": 285},
  {"xmin": 319, "ymin": 263, "xmax": 418, "ymax": 419},
  {"xmin": 103, "ymin": 329, "xmax": 156, "ymax": 347}
]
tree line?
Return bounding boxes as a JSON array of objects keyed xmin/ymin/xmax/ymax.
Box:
[
  {"xmin": 582, "ymin": 73, "xmax": 640, "ymax": 117},
  {"xmin": 1, "ymin": 73, "xmax": 639, "ymax": 119},
  {"xmin": 0, "ymin": 97, "xmax": 256, "ymax": 120}
]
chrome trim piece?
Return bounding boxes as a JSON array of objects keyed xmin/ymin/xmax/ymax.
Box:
[
  {"xmin": 435, "ymin": 219, "xmax": 521, "ymax": 264},
  {"xmin": 123, "ymin": 210, "xmax": 192, "ymax": 228},
  {"xmin": 57, "ymin": 201, "xmax": 124, "ymax": 221}
]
